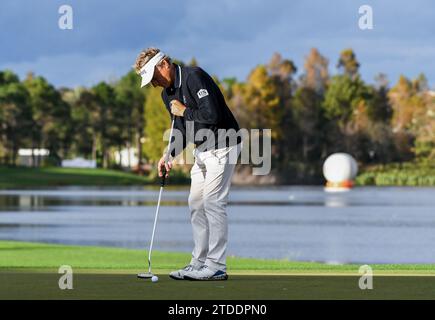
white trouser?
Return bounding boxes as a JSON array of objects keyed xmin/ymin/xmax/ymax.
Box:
[{"xmin": 188, "ymin": 143, "xmax": 241, "ymax": 271}]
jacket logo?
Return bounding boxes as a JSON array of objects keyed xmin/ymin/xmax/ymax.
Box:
[
  {"xmin": 197, "ymin": 89, "xmax": 209, "ymax": 99},
  {"xmin": 183, "ymin": 95, "xmax": 187, "ymax": 104}
]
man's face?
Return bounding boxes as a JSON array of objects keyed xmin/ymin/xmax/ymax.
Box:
[{"xmin": 151, "ymin": 60, "xmax": 172, "ymax": 88}]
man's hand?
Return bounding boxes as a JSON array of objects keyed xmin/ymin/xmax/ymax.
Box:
[
  {"xmin": 170, "ymin": 99, "xmax": 186, "ymax": 117},
  {"xmin": 158, "ymin": 156, "xmax": 172, "ymax": 178}
]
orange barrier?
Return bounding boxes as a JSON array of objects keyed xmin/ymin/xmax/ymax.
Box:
[{"xmin": 325, "ymin": 180, "xmax": 354, "ymax": 189}]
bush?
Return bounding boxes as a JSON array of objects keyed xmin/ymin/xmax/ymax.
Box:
[
  {"xmin": 356, "ymin": 162, "xmax": 435, "ymax": 186},
  {"xmin": 41, "ymin": 155, "xmax": 61, "ymax": 167}
]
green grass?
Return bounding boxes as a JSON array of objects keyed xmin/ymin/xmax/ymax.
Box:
[
  {"xmin": 1, "ymin": 240, "xmax": 435, "ymax": 275},
  {"xmin": 2, "ymin": 241, "xmax": 435, "ymax": 300},
  {"xmin": 356, "ymin": 162, "xmax": 435, "ymax": 186},
  {"xmin": 0, "ymin": 166, "xmax": 151, "ymax": 188}
]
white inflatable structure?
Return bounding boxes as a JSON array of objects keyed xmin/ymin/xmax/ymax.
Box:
[
  {"xmin": 323, "ymin": 153, "xmax": 358, "ymax": 192},
  {"xmin": 61, "ymin": 157, "xmax": 97, "ymax": 168}
]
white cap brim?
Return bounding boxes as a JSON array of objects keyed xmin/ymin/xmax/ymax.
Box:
[
  {"xmin": 139, "ymin": 51, "xmax": 165, "ymax": 88},
  {"xmin": 140, "ymin": 71, "xmax": 153, "ymax": 88}
]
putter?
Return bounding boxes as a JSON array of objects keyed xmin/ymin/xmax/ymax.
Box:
[{"xmin": 138, "ymin": 117, "xmax": 175, "ymax": 279}]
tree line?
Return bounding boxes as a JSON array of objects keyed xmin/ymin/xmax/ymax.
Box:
[{"xmin": 0, "ymin": 49, "xmax": 433, "ymax": 182}]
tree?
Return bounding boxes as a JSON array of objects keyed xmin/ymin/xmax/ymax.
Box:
[
  {"xmin": 292, "ymin": 87, "xmax": 325, "ymax": 161},
  {"xmin": 301, "ymin": 48, "xmax": 329, "ymax": 94},
  {"xmin": 371, "ymin": 73, "xmax": 393, "ymax": 122},
  {"xmin": 92, "ymin": 82, "xmax": 118, "ymax": 168},
  {"xmin": 143, "ymin": 86, "xmax": 170, "ymax": 163},
  {"xmin": 114, "ymin": 70, "xmax": 146, "ymax": 169},
  {"xmin": 232, "ymin": 65, "xmax": 279, "ymax": 132},
  {"xmin": 323, "ymin": 49, "xmax": 376, "ymax": 159},
  {"xmin": 389, "ymin": 75, "xmax": 416, "ymax": 132},
  {"xmin": 387, "ymin": 74, "xmax": 428, "ymax": 161},
  {"xmin": 24, "ymin": 73, "xmax": 72, "ymax": 165},
  {"xmin": 267, "ymin": 53, "xmax": 298, "ymax": 167},
  {"xmin": 0, "ymin": 71, "xmax": 33, "ymax": 165},
  {"xmin": 323, "ymin": 74, "xmax": 372, "ymax": 126},
  {"xmin": 352, "ymin": 74, "xmax": 396, "ymax": 163},
  {"xmin": 389, "ymin": 74, "xmax": 435, "ymax": 162},
  {"xmin": 293, "ymin": 48, "xmax": 329, "ymax": 161},
  {"xmin": 413, "ymin": 90, "xmax": 435, "ymax": 162},
  {"xmin": 62, "ymin": 87, "xmax": 95, "ymax": 159},
  {"xmin": 228, "ymin": 53, "xmax": 298, "ymax": 176},
  {"xmin": 337, "ymin": 49, "xmax": 360, "ymax": 79}
]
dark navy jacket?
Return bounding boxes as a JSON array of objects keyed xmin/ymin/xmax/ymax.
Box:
[{"xmin": 161, "ymin": 64, "xmax": 240, "ymax": 156}]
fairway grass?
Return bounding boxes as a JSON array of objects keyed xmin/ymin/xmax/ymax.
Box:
[{"xmin": 2, "ymin": 241, "xmax": 435, "ymax": 300}]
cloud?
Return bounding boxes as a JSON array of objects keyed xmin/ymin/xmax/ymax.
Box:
[
  {"xmin": 0, "ymin": 50, "xmax": 139, "ymax": 88},
  {"xmin": 1, "ymin": 0, "xmax": 434, "ymax": 87}
]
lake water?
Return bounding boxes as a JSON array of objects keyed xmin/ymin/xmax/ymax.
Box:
[{"xmin": 0, "ymin": 186, "xmax": 435, "ymax": 264}]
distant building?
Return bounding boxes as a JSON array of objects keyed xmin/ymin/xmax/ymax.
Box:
[
  {"xmin": 17, "ymin": 148, "xmax": 49, "ymax": 167},
  {"xmin": 114, "ymin": 148, "xmax": 139, "ymax": 168}
]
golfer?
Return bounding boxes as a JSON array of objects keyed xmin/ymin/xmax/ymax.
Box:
[{"xmin": 135, "ymin": 48, "xmax": 241, "ymax": 281}]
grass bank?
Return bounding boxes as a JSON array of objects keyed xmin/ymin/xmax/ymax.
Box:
[
  {"xmin": 0, "ymin": 166, "xmax": 191, "ymax": 188},
  {"xmin": 0, "ymin": 166, "xmax": 150, "ymax": 188}
]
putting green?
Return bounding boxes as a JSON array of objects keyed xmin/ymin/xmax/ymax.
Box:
[
  {"xmin": 3, "ymin": 272, "xmax": 435, "ymax": 300},
  {"xmin": 1, "ymin": 241, "xmax": 435, "ymax": 299}
]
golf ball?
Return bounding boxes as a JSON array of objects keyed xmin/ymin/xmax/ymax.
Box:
[{"xmin": 151, "ymin": 276, "xmax": 159, "ymax": 282}]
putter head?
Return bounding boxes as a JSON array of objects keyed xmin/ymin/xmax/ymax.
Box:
[{"xmin": 137, "ymin": 272, "xmax": 153, "ymax": 279}]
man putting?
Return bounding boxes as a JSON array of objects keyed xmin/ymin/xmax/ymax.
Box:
[{"xmin": 135, "ymin": 48, "xmax": 241, "ymax": 281}]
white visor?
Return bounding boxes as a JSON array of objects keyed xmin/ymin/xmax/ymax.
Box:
[{"xmin": 139, "ymin": 51, "xmax": 165, "ymax": 87}]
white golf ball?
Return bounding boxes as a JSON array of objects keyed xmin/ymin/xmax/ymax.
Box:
[{"xmin": 151, "ymin": 276, "xmax": 159, "ymax": 282}]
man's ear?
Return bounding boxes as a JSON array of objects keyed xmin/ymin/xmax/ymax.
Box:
[{"xmin": 159, "ymin": 59, "xmax": 167, "ymax": 68}]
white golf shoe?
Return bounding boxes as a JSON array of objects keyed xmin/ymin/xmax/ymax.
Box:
[
  {"xmin": 169, "ymin": 264, "xmax": 202, "ymax": 280},
  {"xmin": 183, "ymin": 265, "xmax": 228, "ymax": 281}
]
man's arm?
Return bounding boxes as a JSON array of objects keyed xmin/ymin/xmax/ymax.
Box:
[
  {"xmin": 158, "ymin": 92, "xmax": 186, "ymax": 177},
  {"xmin": 183, "ymin": 70, "xmax": 221, "ymax": 125},
  {"xmin": 160, "ymin": 90, "xmax": 186, "ymax": 158}
]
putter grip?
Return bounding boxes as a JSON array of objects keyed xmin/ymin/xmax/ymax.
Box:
[{"xmin": 161, "ymin": 166, "xmax": 166, "ymax": 187}]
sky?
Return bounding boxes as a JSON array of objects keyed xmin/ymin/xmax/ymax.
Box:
[{"xmin": 0, "ymin": 0, "xmax": 434, "ymax": 88}]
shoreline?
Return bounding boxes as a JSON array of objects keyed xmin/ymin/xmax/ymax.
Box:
[{"xmin": 1, "ymin": 164, "xmax": 434, "ymax": 188}]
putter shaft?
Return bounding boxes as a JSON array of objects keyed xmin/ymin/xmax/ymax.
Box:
[{"xmin": 145, "ymin": 117, "xmax": 175, "ymax": 275}]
